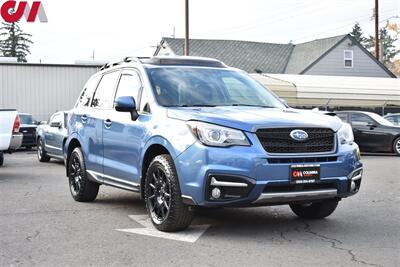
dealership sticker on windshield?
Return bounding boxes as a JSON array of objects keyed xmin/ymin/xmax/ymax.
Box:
[{"xmin": 290, "ymin": 164, "xmax": 320, "ymax": 184}]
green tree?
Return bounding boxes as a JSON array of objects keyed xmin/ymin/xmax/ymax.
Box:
[
  {"xmin": 350, "ymin": 22, "xmax": 367, "ymax": 45},
  {"xmin": 366, "ymin": 24, "xmax": 400, "ymax": 66},
  {"xmin": 0, "ymin": 21, "xmax": 33, "ymax": 62}
]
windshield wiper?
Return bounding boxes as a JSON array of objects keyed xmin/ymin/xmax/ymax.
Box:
[
  {"xmin": 166, "ymin": 104, "xmax": 217, "ymax": 107},
  {"xmin": 229, "ymin": 104, "xmax": 274, "ymax": 108}
]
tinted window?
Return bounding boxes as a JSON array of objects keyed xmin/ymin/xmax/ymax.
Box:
[
  {"xmin": 336, "ymin": 113, "xmax": 348, "ymax": 122},
  {"xmin": 385, "ymin": 116, "xmax": 398, "ymax": 125},
  {"xmin": 19, "ymin": 114, "xmax": 33, "ymax": 125},
  {"xmin": 91, "ymin": 71, "xmax": 120, "ymax": 109},
  {"xmin": 146, "ymin": 67, "xmax": 285, "ymax": 108},
  {"xmin": 77, "ymin": 75, "xmax": 101, "ymax": 108},
  {"xmin": 351, "ymin": 114, "xmax": 373, "ymax": 126},
  {"xmin": 50, "ymin": 114, "xmax": 62, "ymax": 125},
  {"xmin": 115, "ymin": 71, "xmax": 141, "ymax": 103}
]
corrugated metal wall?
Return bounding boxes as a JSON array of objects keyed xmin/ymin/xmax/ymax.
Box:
[{"xmin": 0, "ymin": 63, "xmax": 99, "ymax": 121}]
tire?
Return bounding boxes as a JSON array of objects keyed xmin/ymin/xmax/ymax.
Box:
[
  {"xmin": 145, "ymin": 154, "xmax": 193, "ymax": 232},
  {"xmin": 290, "ymin": 200, "xmax": 339, "ymax": 219},
  {"xmin": 37, "ymin": 138, "xmax": 50, "ymax": 162},
  {"xmin": 0, "ymin": 151, "xmax": 4, "ymax": 167},
  {"xmin": 393, "ymin": 137, "xmax": 400, "ymax": 156},
  {"xmin": 68, "ymin": 147, "xmax": 99, "ymax": 202}
]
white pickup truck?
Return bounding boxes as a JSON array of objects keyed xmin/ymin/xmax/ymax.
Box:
[{"xmin": 0, "ymin": 109, "xmax": 23, "ymax": 166}]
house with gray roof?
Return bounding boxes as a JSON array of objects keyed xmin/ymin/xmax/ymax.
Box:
[{"xmin": 154, "ymin": 34, "xmax": 396, "ymax": 78}]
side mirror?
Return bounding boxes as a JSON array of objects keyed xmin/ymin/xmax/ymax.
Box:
[
  {"xmin": 367, "ymin": 122, "xmax": 377, "ymax": 128},
  {"xmin": 50, "ymin": 121, "xmax": 62, "ymax": 128},
  {"xmin": 115, "ymin": 96, "xmax": 139, "ymax": 121}
]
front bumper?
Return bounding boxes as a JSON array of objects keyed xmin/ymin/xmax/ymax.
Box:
[{"xmin": 175, "ymin": 136, "xmax": 362, "ymax": 207}]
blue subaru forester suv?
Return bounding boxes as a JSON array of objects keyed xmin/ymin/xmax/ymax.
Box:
[{"xmin": 65, "ymin": 56, "xmax": 362, "ymax": 232}]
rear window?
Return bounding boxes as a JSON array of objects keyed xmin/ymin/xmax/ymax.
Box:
[
  {"xmin": 336, "ymin": 113, "xmax": 348, "ymax": 122},
  {"xmin": 19, "ymin": 114, "xmax": 33, "ymax": 125}
]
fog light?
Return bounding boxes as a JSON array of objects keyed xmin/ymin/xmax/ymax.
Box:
[
  {"xmin": 211, "ymin": 187, "xmax": 221, "ymax": 199},
  {"xmin": 351, "ymin": 181, "xmax": 356, "ymax": 192}
]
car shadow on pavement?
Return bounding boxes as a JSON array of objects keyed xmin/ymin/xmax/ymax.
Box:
[
  {"xmin": 93, "ymin": 192, "xmax": 148, "ymax": 214},
  {"xmin": 92, "ymin": 191, "xmax": 358, "ymax": 241},
  {"xmin": 190, "ymin": 207, "xmax": 358, "ymax": 244}
]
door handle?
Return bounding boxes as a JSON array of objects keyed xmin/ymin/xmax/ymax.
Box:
[
  {"xmin": 104, "ymin": 119, "xmax": 112, "ymax": 129},
  {"xmin": 81, "ymin": 114, "xmax": 88, "ymax": 123}
]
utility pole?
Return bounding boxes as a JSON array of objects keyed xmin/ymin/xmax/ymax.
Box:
[
  {"xmin": 374, "ymin": 0, "xmax": 379, "ymax": 60},
  {"xmin": 184, "ymin": 0, "xmax": 189, "ymax": 56}
]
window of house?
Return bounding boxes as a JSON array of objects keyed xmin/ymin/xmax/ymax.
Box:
[{"xmin": 344, "ymin": 50, "xmax": 353, "ymax": 68}]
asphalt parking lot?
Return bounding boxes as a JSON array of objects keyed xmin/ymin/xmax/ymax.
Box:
[{"xmin": 0, "ymin": 151, "xmax": 399, "ymax": 267}]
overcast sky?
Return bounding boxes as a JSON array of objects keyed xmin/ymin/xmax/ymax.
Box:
[{"xmin": 20, "ymin": 0, "xmax": 400, "ymax": 64}]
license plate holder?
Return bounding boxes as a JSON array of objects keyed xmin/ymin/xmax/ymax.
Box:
[{"xmin": 290, "ymin": 164, "xmax": 320, "ymax": 184}]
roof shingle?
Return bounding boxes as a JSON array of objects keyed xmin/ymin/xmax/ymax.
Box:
[
  {"xmin": 161, "ymin": 38, "xmax": 294, "ymax": 73},
  {"xmin": 284, "ymin": 35, "xmax": 346, "ymax": 74}
]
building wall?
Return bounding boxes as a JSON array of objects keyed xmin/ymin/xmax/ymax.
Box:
[
  {"xmin": 156, "ymin": 43, "xmax": 176, "ymax": 56},
  {"xmin": 304, "ymin": 37, "xmax": 391, "ymax": 77},
  {"xmin": 0, "ymin": 64, "xmax": 99, "ymax": 121}
]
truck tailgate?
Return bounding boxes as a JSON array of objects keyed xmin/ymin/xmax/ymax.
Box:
[{"xmin": 0, "ymin": 109, "xmax": 18, "ymax": 150}]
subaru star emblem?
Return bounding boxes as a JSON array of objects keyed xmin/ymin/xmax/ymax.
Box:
[{"xmin": 290, "ymin": 129, "xmax": 309, "ymax": 141}]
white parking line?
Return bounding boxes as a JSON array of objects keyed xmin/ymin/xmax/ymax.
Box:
[{"xmin": 116, "ymin": 215, "xmax": 210, "ymax": 243}]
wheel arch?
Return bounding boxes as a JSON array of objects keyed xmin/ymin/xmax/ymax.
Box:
[
  {"xmin": 140, "ymin": 143, "xmax": 172, "ymax": 199},
  {"xmin": 393, "ymin": 134, "xmax": 400, "ymax": 154},
  {"xmin": 65, "ymin": 138, "xmax": 82, "ymax": 177}
]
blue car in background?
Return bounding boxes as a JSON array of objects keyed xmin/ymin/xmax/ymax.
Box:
[
  {"xmin": 65, "ymin": 56, "xmax": 363, "ymax": 232},
  {"xmin": 36, "ymin": 111, "xmax": 68, "ymax": 162}
]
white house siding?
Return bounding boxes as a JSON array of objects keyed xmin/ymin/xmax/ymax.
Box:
[
  {"xmin": 0, "ymin": 64, "xmax": 99, "ymax": 120},
  {"xmin": 303, "ymin": 37, "xmax": 391, "ymax": 78},
  {"xmin": 156, "ymin": 43, "xmax": 176, "ymax": 56}
]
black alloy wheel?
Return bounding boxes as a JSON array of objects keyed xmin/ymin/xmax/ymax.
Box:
[
  {"xmin": 68, "ymin": 147, "xmax": 99, "ymax": 202},
  {"xmin": 147, "ymin": 167, "xmax": 172, "ymax": 224}
]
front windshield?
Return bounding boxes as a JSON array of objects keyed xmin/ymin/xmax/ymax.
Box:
[
  {"xmin": 368, "ymin": 112, "xmax": 394, "ymax": 126},
  {"xmin": 146, "ymin": 67, "xmax": 286, "ymax": 108},
  {"xmin": 19, "ymin": 114, "xmax": 33, "ymax": 125}
]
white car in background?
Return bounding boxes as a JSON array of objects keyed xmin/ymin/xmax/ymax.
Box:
[{"xmin": 0, "ymin": 109, "xmax": 23, "ymax": 166}]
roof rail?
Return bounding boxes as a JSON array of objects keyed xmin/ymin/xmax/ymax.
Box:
[{"xmin": 99, "ymin": 56, "xmax": 151, "ymax": 71}]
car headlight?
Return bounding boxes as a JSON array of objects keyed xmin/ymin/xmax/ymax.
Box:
[
  {"xmin": 187, "ymin": 121, "xmax": 250, "ymax": 147},
  {"xmin": 338, "ymin": 123, "xmax": 354, "ymax": 144}
]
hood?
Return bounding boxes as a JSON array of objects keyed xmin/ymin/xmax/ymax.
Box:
[{"xmin": 167, "ymin": 107, "xmax": 343, "ymax": 132}]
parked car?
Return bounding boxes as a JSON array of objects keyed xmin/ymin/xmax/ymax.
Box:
[
  {"xmin": 36, "ymin": 111, "xmax": 68, "ymax": 162},
  {"xmin": 384, "ymin": 113, "xmax": 400, "ymax": 126},
  {"xmin": 0, "ymin": 109, "xmax": 23, "ymax": 166},
  {"xmin": 65, "ymin": 56, "xmax": 363, "ymax": 232},
  {"xmin": 336, "ymin": 111, "xmax": 400, "ymax": 155},
  {"xmin": 18, "ymin": 113, "xmax": 37, "ymax": 149}
]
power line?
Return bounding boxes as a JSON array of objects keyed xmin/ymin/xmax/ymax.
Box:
[
  {"xmin": 209, "ymin": 1, "xmax": 357, "ymax": 38},
  {"xmin": 292, "ymin": 10, "xmax": 397, "ymax": 43}
]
